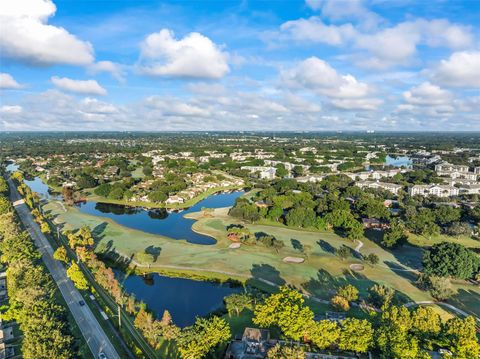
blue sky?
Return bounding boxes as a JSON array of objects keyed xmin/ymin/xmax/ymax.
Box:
[{"xmin": 0, "ymin": 0, "xmax": 479, "ymax": 131}]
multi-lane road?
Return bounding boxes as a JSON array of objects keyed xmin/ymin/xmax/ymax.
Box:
[{"xmin": 7, "ymin": 177, "xmax": 120, "ymax": 359}]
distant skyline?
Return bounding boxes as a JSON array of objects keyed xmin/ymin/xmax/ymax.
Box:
[{"xmin": 0, "ymin": 0, "xmax": 479, "ymax": 131}]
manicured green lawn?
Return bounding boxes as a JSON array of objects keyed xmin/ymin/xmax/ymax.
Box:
[{"xmin": 44, "ymin": 200, "xmax": 480, "ymax": 319}]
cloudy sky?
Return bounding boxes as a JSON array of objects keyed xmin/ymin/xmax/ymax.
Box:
[{"xmin": 0, "ymin": 0, "xmax": 479, "ymax": 131}]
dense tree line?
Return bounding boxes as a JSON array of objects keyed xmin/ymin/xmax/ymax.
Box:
[
  {"xmin": 250, "ymin": 286, "xmax": 479, "ymax": 358},
  {"xmin": 0, "ymin": 176, "xmax": 76, "ymax": 358}
]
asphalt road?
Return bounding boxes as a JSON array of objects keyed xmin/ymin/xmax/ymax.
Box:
[{"xmin": 7, "ymin": 178, "xmax": 120, "ymax": 359}]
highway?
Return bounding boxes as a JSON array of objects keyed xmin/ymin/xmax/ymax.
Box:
[{"xmin": 7, "ymin": 177, "xmax": 121, "ymax": 359}]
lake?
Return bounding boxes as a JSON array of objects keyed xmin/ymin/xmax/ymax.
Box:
[
  {"xmin": 117, "ymin": 271, "xmax": 241, "ymax": 327},
  {"xmin": 76, "ymin": 191, "xmax": 243, "ymax": 245},
  {"xmin": 385, "ymin": 155, "xmax": 412, "ymax": 168}
]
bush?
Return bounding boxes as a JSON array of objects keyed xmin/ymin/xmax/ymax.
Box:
[{"xmin": 331, "ymin": 295, "xmax": 350, "ymax": 311}]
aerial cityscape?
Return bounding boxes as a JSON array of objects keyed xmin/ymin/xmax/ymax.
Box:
[{"xmin": 0, "ymin": 1, "xmax": 479, "ymax": 359}]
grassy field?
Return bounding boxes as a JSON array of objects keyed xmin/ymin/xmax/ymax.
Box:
[{"xmin": 43, "ymin": 200, "xmax": 480, "ymax": 319}]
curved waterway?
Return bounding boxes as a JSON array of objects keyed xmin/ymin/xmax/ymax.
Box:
[
  {"xmin": 8, "ymin": 163, "xmax": 244, "ymax": 324},
  {"xmin": 76, "ymin": 191, "xmax": 243, "ymax": 245}
]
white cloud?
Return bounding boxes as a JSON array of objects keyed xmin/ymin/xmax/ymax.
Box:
[
  {"xmin": 330, "ymin": 98, "xmax": 383, "ymax": 111},
  {"xmin": 0, "ymin": 73, "xmax": 23, "ymax": 89},
  {"xmin": 51, "ymin": 76, "xmax": 107, "ymax": 96},
  {"xmin": 395, "ymin": 82, "xmax": 457, "ymax": 119},
  {"xmin": 0, "ymin": 0, "xmax": 94, "ymax": 66},
  {"xmin": 280, "ymin": 15, "xmax": 474, "ymax": 69},
  {"xmin": 403, "ymin": 82, "xmax": 453, "ymax": 106},
  {"xmin": 308, "ymin": 0, "xmax": 382, "ymax": 29},
  {"xmin": 431, "ymin": 51, "xmax": 480, "ymax": 88},
  {"xmin": 88, "ymin": 61, "xmax": 126, "ymax": 83},
  {"xmin": 139, "ymin": 29, "xmax": 229, "ymax": 79},
  {"xmin": 81, "ymin": 98, "xmax": 118, "ymax": 114},
  {"xmin": 281, "ymin": 17, "xmax": 356, "ymax": 45},
  {"xmin": 145, "ymin": 96, "xmax": 211, "ymax": 117},
  {"xmin": 355, "ymin": 19, "xmax": 473, "ymax": 69},
  {"xmin": 281, "ymin": 57, "xmax": 381, "ymax": 110},
  {"xmin": 0, "ymin": 105, "xmax": 22, "ymax": 114}
]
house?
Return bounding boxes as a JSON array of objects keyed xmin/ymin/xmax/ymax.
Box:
[
  {"xmin": 362, "ymin": 218, "xmax": 389, "ymax": 229},
  {"xmin": 225, "ymin": 328, "xmax": 272, "ymax": 359},
  {"xmin": 409, "ymin": 184, "xmax": 459, "ymax": 197},
  {"xmin": 296, "ymin": 175, "xmax": 326, "ymax": 183},
  {"xmin": 356, "ymin": 180, "xmax": 402, "ymax": 195},
  {"xmin": 165, "ymin": 195, "xmax": 185, "ymax": 205},
  {"xmin": 459, "ymin": 184, "xmax": 480, "ymax": 195}
]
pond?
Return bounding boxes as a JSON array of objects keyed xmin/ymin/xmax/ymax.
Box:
[
  {"xmin": 6, "ymin": 163, "xmax": 61, "ymax": 200},
  {"xmin": 385, "ymin": 155, "xmax": 412, "ymax": 168},
  {"xmin": 76, "ymin": 191, "xmax": 243, "ymax": 245},
  {"xmin": 116, "ymin": 271, "xmax": 241, "ymax": 327}
]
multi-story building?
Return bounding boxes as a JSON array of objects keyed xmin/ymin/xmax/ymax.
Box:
[
  {"xmin": 240, "ymin": 166, "xmax": 277, "ymax": 179},
  {"xmin": 356, "ymin": 180, "xmax": 403, "ymax": 195},
  {"xmin": 435, "ymin": 162, "xmax": 469, "ymax": 173},
  {"xmin": 409, "ymin": 184, "xmax": 459, "ymax": 197}
]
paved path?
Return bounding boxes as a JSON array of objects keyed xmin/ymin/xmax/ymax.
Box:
[
  {"xmin": 7, "ymin": 178, "xmax": 120, "ymax": 359},
  {"xmin": 354, "ymin": 239, "xmax": 364, "ymax": 253}
]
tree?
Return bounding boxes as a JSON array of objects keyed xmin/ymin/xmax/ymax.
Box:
[
  {"xmin": 336, "ymin": 246, "xmax": 350, "ymax": 261},
  {"xmin": 365, "ymin": 253, "xmax": 379, "ymax": 266},
  {"xmin": 253, "ymin": 286, "xmax": 314, "ymax": 341},
  {"xmin": 444, "ymin": 316, "xmax": 480, "ymax": 359},
  {"xmin": 267, "ymin": 205, "xmax": 284, "ymax": 221},
  {"xmin": 177, "ymin": 316, "xmax": 231, "ymax": 359},
  {"xmin": 94, "ymin": 183, "xmax": 112, "ymax": 197},
  {"xmin": 434, "ymin": 205, "xmax": 461, "ymax": 226},
  {"xmin": 410, "ymin": 306, "xmax": 441, "ymax": 343},
  {"xmin": 446, "ymin": 221, "xmax": 471, "ymax": 236},
  {"xmin": 53, "ymin": 247, "xmax": 69, "ymax": 263},
  {"xmin": 376, "ymin": 305, "xmax": 422, "ymax": 359},
  {"xmin": 66, "ymin": 262, "xmax": 89, "ymax": 290},
  {"xmin": 40, "ymin": 221, "xmax": 51, "ymax": 234},
  {"xmin": 224, "ymin": 293, "xmax": 253, "ymax": 316},
  {"xmin": 108, "ymin": 187, "xmax": 125, "ymax": 200},
  {"xmin": 148, "ymin": 190, "xmax": 167, "ymax": 203},
  {"xmin": 382, "ymin": 219, "xmax": 407, "ymax": 248},
  {"xmin": 368, "ymin": 284, "xmax": 394, "ymax": 308},
  {"xmin": 427, "ymin": 276, "xmax": 455, "ymax": 300},
  {"xmin": 331, "ymin": 295, "xmax": 350, "ymax": 311},
  {"xmin": 135, "ymin": 251, "xmax": 155, "ymax": 267},
  {"xmin": 423, "ymin": 242, "xmax": 479, "ymax": 279},
  {"xmin": 309, "ymin": 320, "xmax": 340, "ymax": 349},
  {"xmin": 338, "ymin": 318, "xmax": 373, "ymax": 353},
  {"xmin": 160, "ymin": 310, "xmax": 180, "ymax": 340},
  {"xmin": 0, "ymin": 196, "xmax": 13, "ymax": 215},
  {"xmin": 337, "ymin": 284, "xmax": 359, "ymax": 302},
  {"xmin": 267, "ymin": 344, "xmax": 305, "ymax": 359}
]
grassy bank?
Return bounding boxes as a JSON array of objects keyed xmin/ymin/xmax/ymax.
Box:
[{"xmin": 84, "ymin": 185, "xmax": 244, "ymax": 210}]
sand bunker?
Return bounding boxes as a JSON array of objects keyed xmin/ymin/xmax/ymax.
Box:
[
  {"xmin": 350, "ymin": 263, "xmax": 365, "ymax": 271},
  {"xmin": 229, "ymin": 243, "xmax": 241, "ymax": 249},
  {"xmin": 283, "ymin": 256, "xmax": 305, "ymax": 263}
]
